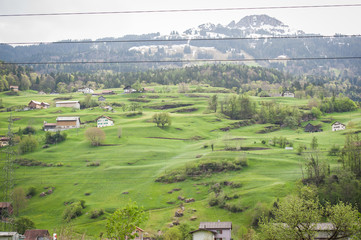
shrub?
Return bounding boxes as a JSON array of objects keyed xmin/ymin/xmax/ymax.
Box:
[
  {"xmin": 86, "ymin": 161, "xmax": 100, "ymax": 167},
  {"xmin": 45, "ymin": 131, "xmax": 67, "ymax": 144},
  {"xmin": 14, "ymin": 217, "xmax": 35, "ymax": 234},
  {"xmin": 27, "ymin": 187, "xmax": 36, "ymax": 197},
  {"xmin": 22, "ymin": 126, "xmax": 36, "ymax": 135},
  {"xmin": 90, "ymin": 209, "xmax": 104, "ymax": 219},
  {"xmin": 18, "ymin": 135, "xmax": 38, "ymax": 154},
  {"xmin": 85, "ymin": 127, "xmax": 105, "ymax": 146},
  {"xmin": 62, "ymin": 201, "xmax": 83, "ymax": 222}
]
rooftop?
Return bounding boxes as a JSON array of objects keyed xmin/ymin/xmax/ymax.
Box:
[
  {"xmin": 199, "ymin": 221, "xmax": 232, "ymax": 229},
  {"xmin": 56, "ymin": 117, "xmax": 80, "ymax": 121}
]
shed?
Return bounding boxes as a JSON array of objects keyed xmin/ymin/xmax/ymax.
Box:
[
  {"xmin": 56, "ymin": 117, "xmax": 81, "ymax": 129},
  {"xmin": 55, "ymin": 101, "xmax": 80, "ymax": 109},
  {"xmin": 98, "ymin": 96, "xmax": 106, "ymax": 102}
]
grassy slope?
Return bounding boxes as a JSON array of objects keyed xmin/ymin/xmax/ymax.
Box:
[{"xmin": 0, "ymin": 88, "xmax": 359, "ymax": 239}]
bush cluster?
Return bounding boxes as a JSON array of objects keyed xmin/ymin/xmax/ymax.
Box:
[
  {"xmin": 45, "ymin": 131, "xmax": 67, "ymax": 144},
  {"xmin": 62, "ymin": 200, "xmax": 86, "ymax": 222},
  {"xmin": 90, "ymin": 209, "xmax": 104, "ymax": 219},
  {"xmin": 156, "ymin": 157, "xmax": 247, "ymax": 183}
]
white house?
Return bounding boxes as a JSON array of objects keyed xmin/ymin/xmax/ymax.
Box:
[
  {"xmin": 191, "ymin": 222, "xmax": 232, "ymax": 240},
  {"xmin": 124, "ymin": 86, "xmax": 136, "ymax": 94},
  {"xmin": 283, "ymin": 91, "xmax": 295, "ymax": 98},
  {"xmin": 78, "ymin": 87, "xmax": 94, "ymax": 94},
  {"xmin": 190, "ymin": 229, "xmax": 216, "ymax": 240},
  {"xmin": 96, "ymin": 115, "xmax": 114, "ymax": 128},
  {"xmin": 55, "ymin": 101, "xmax": 80, "ymax": 109},
  {"xmin": 44, "ymin": 117, "xmax": 81, "ymax": 131},
  {"xmin": 331, "ymin": 121, "xmax": 346, "ymax": 131}
]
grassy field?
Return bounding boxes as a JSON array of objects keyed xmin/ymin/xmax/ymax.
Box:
[{"xmin": 0, "ymin": 87, "xmax": 359, "ymax": 239}]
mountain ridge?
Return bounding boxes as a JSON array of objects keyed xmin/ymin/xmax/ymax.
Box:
[{"xmin": 0, "ymin": 14, "xmax": 360, "ymax": 77}]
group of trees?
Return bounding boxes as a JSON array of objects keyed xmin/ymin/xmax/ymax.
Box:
[
  {"xmin": 220, "ymin": 95, "xmax": 257, "ymax": 120},
  {"xmin": 258, "ymin": 186, "xmax": 361, "ymax": 240},
  {"xmin": 152, "ymin": 112, "xmax": 171, "ymax": 128}
]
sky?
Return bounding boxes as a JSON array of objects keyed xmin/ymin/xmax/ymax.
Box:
[{"xmin": 0, "ymin": 0, "xmax": 360, "ymax": 43}]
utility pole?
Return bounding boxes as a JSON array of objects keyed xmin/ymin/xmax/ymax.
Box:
[{"xmin": 2, "ymin": 114, "xmax": 15, "ymax": 231}]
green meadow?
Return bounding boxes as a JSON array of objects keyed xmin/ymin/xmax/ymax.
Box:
[{"xmin": 0, "ymin": 87, "xmax": 359, "ymax": 239}]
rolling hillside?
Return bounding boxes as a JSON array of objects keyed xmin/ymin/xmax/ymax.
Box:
[{"xmin": 0, "ymin": 86, "xmax": 359, "ymax": 239}]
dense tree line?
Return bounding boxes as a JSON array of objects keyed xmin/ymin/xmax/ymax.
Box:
[{"xmin": 1, "ymin": 62, "xmax": 360, "ymax": 102}]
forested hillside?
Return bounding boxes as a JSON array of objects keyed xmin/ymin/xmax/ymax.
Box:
[{"xmin": 1, "ymin": 62, "xmax": 361, "ymax": 101}]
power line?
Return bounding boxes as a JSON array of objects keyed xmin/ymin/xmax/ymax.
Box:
[
  {"xmin": 2, "ymin": 34, "xmax": 361, "ymax": 46},
  {"xmin": 1, "ymin": 4, "xmax": 361, "ymax": 17},
  {"xmin": 2, "ymin": 56, "xmax": 361, "ymax": 65}
]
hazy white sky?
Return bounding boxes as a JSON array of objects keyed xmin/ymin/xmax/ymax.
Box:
[{"xmin": 0, "ymin": 0, "xmax": 360, "ymax": 43}]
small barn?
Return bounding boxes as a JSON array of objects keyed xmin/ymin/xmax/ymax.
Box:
[
  {"xmin": 98, "ymin": 96, "xmax": 106, "ymax": 102},
  {"xmin": 331, "ymin": 121, "xmax": 346, "ymax": 131},
  {"xmin": 55, "ymin": 101, "xmax": 80, "ymax": 109},
  {"xmin": 56, "ymin": 117, "xmax": 81, "ymax": 130},
  {"xmin": 304, "ymin": 123, "xmax": 323, "ymax": 133},
  {"xmin": 43, "ymin": 122, "xmax": 57, "ymax": 132},
  {"xmin": 9, "ymin": 86, "xmax": 19, "ymax": 92},
  {"xmin": 28, "ymin": 100, "xmax": 50, "ymax": 109},
  {"xmin": 101, "ymin": 90, "xmax": 116, "ymax": 95}
]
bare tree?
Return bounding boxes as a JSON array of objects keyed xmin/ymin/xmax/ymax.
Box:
[{"xmin": 85, "ymin": 127, "xmax": 105, "ymax": 146}]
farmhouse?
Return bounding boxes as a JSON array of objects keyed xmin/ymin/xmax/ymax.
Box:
[
  {"xmin": 56, "ymin": 117, "xmax": 81, "ymax": 129},
  {"xmin": 0, "ymin": 137, "xmax": 10, "ymax": 147},
  {"xmin": 78, "ymin": 87, "xmax": 94, "ymax": 94},
  {"xmin": 101, "ymin": 90, "xmax": 116, "ymax": 95},
  {"xmin": 304, "ymin": 123, "xmax": 322, "ymax": 133},
  {"xmin": 331, "ymin": 121, "xmax": 346, "ymax": 131},
  {"xmin": 124, "ymin": 86, "xmax": 136, "ymax": 94},
  {"xmin": 0, "ymin": 202, "xmax": 13, "ymax": 219},
  {"xmin": 55, "ymin": 101, "xmax": 80, "ymax": 109},
  {"xmin": 282, "ymin": 91, "xmax": 295, "ymax": 97},
  {"xmin": 9, "ymin": 85, "xmax": 19, "ymax": 92},
  {"xmin": 24, "ymin": 230, "xmax": 50, "ymax": 240},
  {"xmin": 28, "ymin": 100, "xmax": 50, "ymax": 109},
  {"xmin": 96, "ymin": 115, "xmax": 114, "ymax": 128},
  {"xmin": 43, "ymin": 122, "xmax": 57, "ymax": 132},
  {"xmin": 191, "ymin": 221, "xmax": 232, "ymax": 240}
]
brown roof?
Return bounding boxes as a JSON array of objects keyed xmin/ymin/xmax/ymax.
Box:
[
  {"xmin": 0, "ymin": 202, "xmax": 11, "ymax": 208},
  {"xmin": 44, "ymin": 123, "xmax": 57, "ymax": 126},
  {"xmin": 199, "ymin": 221, "xmax": 232, "ymax": 229},
  {"xmin": 24, "ymin": 229, "xmax": 50, "ymax": 240},
  {"xmin": 96, "ymin": 115, "xmax": 113, "ymax": 121}
]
